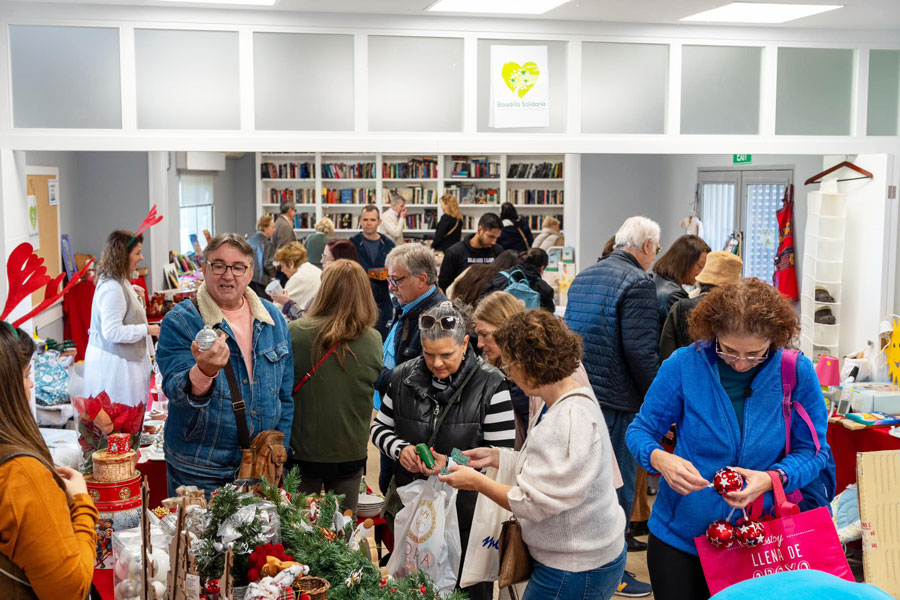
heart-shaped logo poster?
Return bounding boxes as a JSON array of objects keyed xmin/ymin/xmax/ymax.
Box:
[
  {"xmin": 502, "ymin": 62, "xmax": 540, "ymax": 98},
  {"xmin": 29, "ymin": 206, "xmax": 37, "ymax": 229}
]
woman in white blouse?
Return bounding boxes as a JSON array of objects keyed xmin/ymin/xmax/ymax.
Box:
[
  {"xmin": 440, "ymin": 309, "xmax": 626, "ymax": 600},
  {"xmin": 271, "ymin": 242, "xmax": 322, "ymax": 319},
  {"xmin": 84, "ymin": 230, "xmax": 158, "ymax": 408}
]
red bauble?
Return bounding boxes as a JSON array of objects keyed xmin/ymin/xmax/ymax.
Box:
[
  {"xmin": 705, "ymin": 519, "xmax": 735, "ymax": 548},
  {"xmin": 736, "ymin": 520, "xmax": 766, "ymax": 548},
  {"xmin": 713, "ymin": 467, "xmax": 745, "ymax": 496}
]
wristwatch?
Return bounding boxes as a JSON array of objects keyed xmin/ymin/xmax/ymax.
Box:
[{"xmin": 771, "ymin": 468, "xmax": 788, "ymax": 487}]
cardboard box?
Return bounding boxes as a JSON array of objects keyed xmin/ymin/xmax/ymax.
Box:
[{"xmin": 856, "ymin": 450, "xmax": 900, "ymax": 598}]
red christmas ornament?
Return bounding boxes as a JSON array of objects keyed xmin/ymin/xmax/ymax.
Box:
[
  {"xmin": 705, "ymin": 519, "xmax": 735, "ymax": 548},
  {"xmin": 206, "ymin": 579, "xmax": 220, "ymax": 594},
  {"xmin": 713, "ymin": 467, "xmax": 745, "ymax": 496},
  {"xmin": 736, "ymin": 520, "xmax": 766, "ymax": 548},
  {"xmin": 300, "ymin": 594, "xmax": 311, "ymax": 600},
  {"xmin": 420, "ymin": 585, "xmax": 428, "ymax": 593}
]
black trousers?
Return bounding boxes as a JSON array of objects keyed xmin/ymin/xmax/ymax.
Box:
[{"xmin": 647, "ymin": 533, "xmax": 710, "ymax": 600}]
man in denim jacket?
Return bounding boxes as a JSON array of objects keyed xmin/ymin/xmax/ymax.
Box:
[{"xmin": 157, "ymin": 233, "xmax": 293, "ymax": 496}]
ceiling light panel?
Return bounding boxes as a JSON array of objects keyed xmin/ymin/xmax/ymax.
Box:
[
  {"xmin": 156, "ymin": 0, "xmax": 278, "ymax": 5},
  {"xmin": 427, "ymin": 0, "xmax": 572, "ymax": 15},
  {"xmin": 681, "ymin": 2, "xmax": 842, "ymax": 24}
]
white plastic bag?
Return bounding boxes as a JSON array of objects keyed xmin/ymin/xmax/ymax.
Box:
[
  {"xmin": 387, "ymin": 477, "xmax": 461, "ymax": 595},
  {"xmin": 460, "ymin": 466, "xmax": 510, "ymax": 587}
]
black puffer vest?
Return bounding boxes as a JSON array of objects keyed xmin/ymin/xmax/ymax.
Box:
[{"xmin": 389, "ymin": 351, "xmax": 506, "ymax": 488}]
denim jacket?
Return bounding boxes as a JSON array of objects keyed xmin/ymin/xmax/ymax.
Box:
[{"xmin": 156, "ymin": 283, "xmax": 294, "ymax": 479}]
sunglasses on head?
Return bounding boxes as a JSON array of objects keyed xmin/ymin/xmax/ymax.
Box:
[{"xmin": 419, "ymin": 315, "xmax": 459, "ymax": 331}]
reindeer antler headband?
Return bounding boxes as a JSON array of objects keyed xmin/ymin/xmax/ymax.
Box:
[
  {"xmin": 128, "ymin": 205, "xmax": 164, "ymax": 247},
  {"xmin": 0, "ymin": 243, "xmax": 94, "ymax": 335}
]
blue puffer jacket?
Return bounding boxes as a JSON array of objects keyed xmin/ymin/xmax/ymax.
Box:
[
  {"xmin": 157, "ymin": 285, "xmax": 294, "ymax": 479},
  {"xmin": 564, "ymin": 250, "xmax": 659, "ymax": 412},
  {"xmin": 625, "ymin": 343, "xmax": 830, "ymax": 555}
]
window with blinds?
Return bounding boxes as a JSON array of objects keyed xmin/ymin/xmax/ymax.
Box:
[{"xmin": 179, "ymin": 172, "xmax": 215, "ymax": 254}]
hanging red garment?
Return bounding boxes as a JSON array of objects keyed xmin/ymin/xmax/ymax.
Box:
[
  {"xmin": 63, "ymin": 278, "xmax": 95, "ymax": 361},
  {"xmin": 774, "ymin": 184, "xmax": 800, "ymax": 300}
]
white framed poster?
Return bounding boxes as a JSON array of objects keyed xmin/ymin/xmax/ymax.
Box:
[
  {"xmin": 489, "ymin": 45, "xmax": 549, "ymax": 128},
  {"xmin": 48, "ymin": 178, "xmax": 59, "ymax": 206}
]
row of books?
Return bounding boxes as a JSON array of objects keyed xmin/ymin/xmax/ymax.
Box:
[
  {"xmin": 322, "ymin": 162, "xmax": 376, "ymax": 179},
  {"xmin": 332, "ymin": 213, "xmax": 359, "ymax": 230},
  {"xmin": 507, "ymin": 162, "xmax": 563, "ymax": 179},
  {"xmin": 169, "ymin": 251, "xmax": 202, "ymax": 275},
  {"xmin": 507, "ymin": 189, "xmax": 565, "ymax": 205},
  {"xmin": 405, "ymin": 210, "xmax": 438, "ymax": 230},
  {"xmin": 445, "ymin": 184, "xmax": 500, "ymax": 204},
  {"xmin": 385, "ymin": 186, "xmax": 438, "ymax": 205},
  {"xmin": 293, "ymin": 213, "xmax": 317, "ymax": 229},
  {"xmin": 322, "ymin": 188, "xmax": 376, "ymax": 204},
  {"xmin": 269, "ymin": 188, "xmax": 316, "ymax": 205},
  {"xmin": 261, "ymin": 162, "xmax": 313, "ymax": 179},
  {"xmin": 383, "ymin": 158, "xmax": 438, "ymax": 179},
  {"xmin": 523, "ymin": 214, "xmax": 563, "ymax": 229},
  {"xmin": 449, "ymin": 157, "xmax": 501, "ymax": 179}
]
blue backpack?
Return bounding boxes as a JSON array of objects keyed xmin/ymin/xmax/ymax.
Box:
[{"xmin": 501, "ymin": 268, "xmax": 540, "ymax": 309}]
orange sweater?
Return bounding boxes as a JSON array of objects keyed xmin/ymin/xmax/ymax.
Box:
[{"xmin": 0, "ymin": 457, "xmax": 98, "ymax": 599}]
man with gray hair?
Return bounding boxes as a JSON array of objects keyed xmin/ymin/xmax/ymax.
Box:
[
  {"xmin": 564, "ymin": 216, "xmax": 661, "ymax": 597},
  {"xmin": 379, "ymin": 194, "xmax": 407, "ymax": 246},
  {"xmin": 157, "ymin": 233, "xmax": 293, "ymax": 496},
  {"xmin": 271, "ymin": 202, "xmax": 298, "ymax": 251},
  {"xmin": 373, "ymin": 243, "xmax": 447, "ymax": 493}
]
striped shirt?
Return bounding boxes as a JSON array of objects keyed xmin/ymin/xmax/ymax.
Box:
[{"xmin": 371, "ymin": 374, "xmax": 516, "ymax": 459}]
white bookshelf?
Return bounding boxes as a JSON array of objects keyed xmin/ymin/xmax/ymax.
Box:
[{"xmin": 256, "ymin": 152, "xmax": 572, "ymax": 240}]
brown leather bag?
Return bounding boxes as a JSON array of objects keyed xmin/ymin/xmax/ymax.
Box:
[
  {"xmin": 237, "ymin": 430, "xmax": 287, "ymax": 486},
  {"xmin": 497, "ymin": 516, "xmax": 533, "ymax": 588}
]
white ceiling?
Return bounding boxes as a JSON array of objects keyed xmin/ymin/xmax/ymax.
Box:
[{"xmin": 23, "ymin": 0, "xmax": 900, "ymax": 30}]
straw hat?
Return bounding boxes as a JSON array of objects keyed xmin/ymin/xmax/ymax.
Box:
[{"xmin": 695, "ymin": 251, "xmax": 743, "ymax": 286}]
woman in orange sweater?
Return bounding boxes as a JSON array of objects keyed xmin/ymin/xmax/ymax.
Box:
[{"xmin": 0, "ymin": 323, "xmax": 99, "ymax": 598}]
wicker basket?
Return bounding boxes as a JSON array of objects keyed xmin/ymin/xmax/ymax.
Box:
[{"xmin": 293, "ymin": 576, "xmax": 330, "ymax": 600}]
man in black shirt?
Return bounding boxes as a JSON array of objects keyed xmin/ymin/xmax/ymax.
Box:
[
  {"xmin": 351, "ymin": 205, "xmax": 396, "ymax": 339},
  {"xmin": 437, "ymin": 212, "xmax": 503, "ymax": 292}
]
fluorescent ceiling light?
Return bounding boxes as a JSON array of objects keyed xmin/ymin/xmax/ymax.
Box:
[
  {"xmin": 427, "ymin": 0, "xmax": 572, "ymax": 15},
  {"xmin": 681, "ymin": 2, "xmax": 842, "ymax": 24},
  {"xmin": 156, "ymin": 0, "xmax": 277, "ymax": 5}
]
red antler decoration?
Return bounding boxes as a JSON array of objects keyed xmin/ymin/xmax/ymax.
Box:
[
  {"xmin": 1, "ymin": 242, "xmax": 94, "ymax": 328},
  {"xmin": 134, "ymin": 205, "xmax": 163, "ymax": 239}
]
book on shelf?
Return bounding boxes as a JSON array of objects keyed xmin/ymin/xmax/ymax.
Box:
[
  {"xmin": 445, "ymin": 184, "xmax": 500, "ymax": 205},
  {"xmin": 404, "ymin": 209, "xmax": 438, "ymax": 230},
  {"xmin": 449, "ymin": 156, "xmax": 500, "ymax": 179},
  {"xmin": 506, "ymin": 189, "xmax": 564, "ymax": 205},
  {"xmin": 270, "ymin": 187, "xmax": 316, "ymax": 205},
  {"xmin": 322, "ymin": 161, "xmax": 376, "ymax": 179},
  {"xmin": 169, "ymin": 251, "xmax": 202, "ymax": 274},
  {"xmin": 523, "ymin": 214, "xmax": 563, "ymax": 229},
  {"xmin": 293, "ymin": 213, "xmax": 317, "ymax": 229},
  {"xmin": 189, "ymin": 234, "xmax": 202, "ymax": 257},
  {"xmin": 334, "ymin": 213, "xmax": 357, "ymax": 230},
  {"xmin": 383, "ymin": 157, "xmax": 438, "ymax": 179},
  {"xmin": 261, "ymin": 161, "xmax": 313, "ymax": 179},
  {"xmin": 322, "ymin": 187, "xmax": 376, "ymax": 204},
  {"xmin": 384, "ymin": 185, "xmax": 437, "ymax": 205},
  {"xmin": 506, "ymin": 162, "xmax": 563, "ymax": 179}
]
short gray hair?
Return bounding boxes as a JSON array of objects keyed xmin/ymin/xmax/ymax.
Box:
[
  {"xmin": 280, "ymin": 202, "xmax": 295, "ymax": 214},
  {"xmin": 385, "ymin": 243, "xmax": 437, "ymax": 285},
  {"xmin": 203, "ymin": 233, "xmax": 254, "ymax": 262},
  {"xmin": 420, "ymin": 301, "xmax": 471, "ymax": 346},
  {"xmin": 614, "ymin": 216, "xmax": 661, "ymax": 251},
  {"xmin": 390, "ymin": 194, "xmax": 406, "ymax": 209}
]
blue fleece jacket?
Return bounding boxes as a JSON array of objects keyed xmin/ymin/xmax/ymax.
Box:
[{"xmin": 625, "ymin": 342, "xmax": 830, "ymax": 555}]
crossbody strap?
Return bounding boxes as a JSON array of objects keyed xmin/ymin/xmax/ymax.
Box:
[
  {"xmin": 517, "ymin": 227, "xmax": 531, "ymax": 249},
  {"xmin": 294, "ymin": 343, "xmax": 340, "ymax": 393},
  {"xmin": 446, "ymin": 218, "xmax": 461, "ymax": 237},
  {"xmin": 427, "ymin": 363, "xmax": 481, "ymax": 448},
  {"xmin": 780, "ymin": 349, "xmax": 820, "ymax": 456}
]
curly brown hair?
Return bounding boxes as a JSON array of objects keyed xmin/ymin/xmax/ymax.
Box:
[
  {"xmin": 688, "ymin": 278, "xmax": 800, "ymax": 348},
  {"xmin": 494, "ymin": 309, "xmax": 583, "ymax": 388},
  {"xmin": 97, "ymin": 230, "xmax": 142, "ymax": 281}
]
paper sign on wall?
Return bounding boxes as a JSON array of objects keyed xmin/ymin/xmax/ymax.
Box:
[
  {"xmin": 48, "ymin": 179, "xmax": 59, "ymax": 206},
  {"xmin": 26, "ymin": 194, "xmax": 40, "ymax": 248},
  {"xmin": 489, "ymin": 45, "xmax": 549, "ymax": 128}
]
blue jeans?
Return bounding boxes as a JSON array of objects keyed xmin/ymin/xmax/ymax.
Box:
[
  {"xmin": 522, "ymin": 545, "xmax": 627, "ymax": 600},
  {"xmin": 166, "ymin": 463, "xmax": 234, "ymax": 499},
  {"xmin": 602, "ymin": 408, "xmax": 637, "ymax": 533}
]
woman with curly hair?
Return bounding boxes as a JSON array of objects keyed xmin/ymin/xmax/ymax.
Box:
[
  {"xmin": 440, "ymin": 309, "xmax": 626, "ymax": 600},
  {"xmin": 625, "ymin": 279, "xmax": 832, "ymax": 600}
]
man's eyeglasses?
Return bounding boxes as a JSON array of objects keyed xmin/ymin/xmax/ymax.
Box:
[
  {"xmin": 715, "ymin": 339, "xmax": 769, "ymax": 365},
  {"xmin": 419, "ymin": 315, "xmax": 459, "ymax": 331},
  {"xmin": 209, "ymin": 262, "xmax": 249, "ymax": 277},
  {"xmin": 387, "ymin": 274, "xmax": 408, "ymax": 287}
]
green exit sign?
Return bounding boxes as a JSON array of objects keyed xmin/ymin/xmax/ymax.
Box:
[{"xmin": 733, "ymin": 154, "xmax": 752, "ymax": 165}]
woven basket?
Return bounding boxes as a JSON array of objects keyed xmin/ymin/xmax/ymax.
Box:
[{"xmin": 293, "ymin": 576, "xmax": 330, "ymax": 600}]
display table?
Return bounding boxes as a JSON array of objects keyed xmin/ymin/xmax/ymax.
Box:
[
  {"xmin": 137, "ymin": 455, "xmax": 168, "ymax": 509},
  {"xmin": 826, "ymin": 418, "xmax": 900, "ymax": 492}
]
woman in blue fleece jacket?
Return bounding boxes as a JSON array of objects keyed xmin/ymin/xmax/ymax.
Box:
[{"xmin": 625, "ymin": 279, "xmax": 830, "ymax": 600}]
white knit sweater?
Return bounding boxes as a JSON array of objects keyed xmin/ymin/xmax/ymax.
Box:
[{"xmin": 503, "ymin": 387, "xmax": 626, "ymax": 572}]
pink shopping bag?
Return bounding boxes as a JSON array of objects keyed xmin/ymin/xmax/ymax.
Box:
[{"xmin": 694, "ymin": 472, "xmax": 853, "ymax": 595}]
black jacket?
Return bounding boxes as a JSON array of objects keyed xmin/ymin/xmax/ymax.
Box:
[
  {"xmin": 432, "ymin": 214, "xmax": 462, "ymax": 252},
  {"xmin": 653, "ymin": 273, "xmax": 688, "ymax": 328},
  {"xmin": 659, "ymin": 284, "xmax": 714, "ymax": 360},
  {"xmin": 497, "ymin": 218, "xmax": 534, "ymax": 253},
  {"xmin": 375, "ymin": 286, "xmax": 448, "ymax": 394},
  {"xmin": 564, "ymin": 249, "xmax": 660, "ymax": 413},
  {"xmin": 438, "ymin": 235, "xmax": 504, "ymax": 292},
  {"xmin": 482, "ymin": 263, "xmax": 555, "ymax": 312}
]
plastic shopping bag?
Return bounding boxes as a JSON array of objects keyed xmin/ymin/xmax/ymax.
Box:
[
  {"xmin": 387, "ymin": 477, "xmax": 461, "ymax": 595},
  {"xmin": 460, "ymin": 466, "xmax": 512, "ymax": 587}
]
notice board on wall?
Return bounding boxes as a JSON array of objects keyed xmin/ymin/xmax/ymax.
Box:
[{"xmin": 25, "ymin": 172, "xmax": 61, "ymax": 307}]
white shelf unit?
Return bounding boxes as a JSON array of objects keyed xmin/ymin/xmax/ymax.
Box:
[
  {"xmin": 256, "ymin": 153, "xmax": 571, "ymax": 240},
  {"xmin": 800, "ymin": 191, "xmax": 848, "ymax": 361}
]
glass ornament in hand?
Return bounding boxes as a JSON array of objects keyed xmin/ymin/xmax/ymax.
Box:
[{"xmin": 195, "ymin": 326, "xmax": 219, "ymax": 351}]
